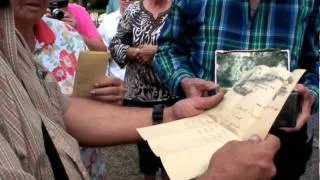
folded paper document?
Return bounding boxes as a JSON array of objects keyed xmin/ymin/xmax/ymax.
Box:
[
  {"xmin": 137, "ymin": 65, "xmax": 305, "ymax": 180},
  {"xmin": 73, "ymin": 51, "xmax": 109, "ymax": 98}
]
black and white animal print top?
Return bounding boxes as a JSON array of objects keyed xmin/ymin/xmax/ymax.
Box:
[{"xmin": 110, "ymin": 1, "xmax": 174, "ymax": 102}]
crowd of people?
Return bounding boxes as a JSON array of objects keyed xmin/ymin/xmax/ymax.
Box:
[{"xmin": 0, "ymin": 0, "xmax": 318, "ymax": 179}]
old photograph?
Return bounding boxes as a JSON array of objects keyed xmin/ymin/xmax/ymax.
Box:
[{"xmin": 215, "ymin": 49, "xmax": 290, "ymax": 88}]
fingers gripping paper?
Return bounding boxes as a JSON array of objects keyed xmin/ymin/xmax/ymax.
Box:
[
  {"xmin": 137, "ymin": 66, "xmax": 305, "ymax": 180},
  {"xmin": 72, "ymin": 51, "xmax": 109, "ymax": 98}
]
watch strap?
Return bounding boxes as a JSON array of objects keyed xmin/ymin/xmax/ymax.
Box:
[{"xmin": 152, "ymin": 104, "xmax": 165, "ymax": 125}]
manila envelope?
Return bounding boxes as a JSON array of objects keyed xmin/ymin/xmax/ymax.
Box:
[{"xmin": 72, "ymin": 51, "xmax": 109, "ymax": 98}]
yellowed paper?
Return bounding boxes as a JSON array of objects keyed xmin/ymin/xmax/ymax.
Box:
[
  {"xmin": 72, "ymin": 51, "xmax": 109, "ymax": 98},
  {"xmin": 141, "ymin": 116, "xmax": 239, "ymax": 180},
  {"xmin": 161, "ymin": 142, "xmax": 232, "ymax": 180},
  {"xmin": 137, "ymin": 66, "xmax": 305, "ymax": 180},
  {"xmin": 242, "ymin": 69, "xmax": 305, "ymax": 139},
  {"xmin": 147, "ymin": 115, "xmax": 240, "ymax": 156},
  {"xmin": 206, "ymin": 66, "xmax": 293, "ymax": 137}
]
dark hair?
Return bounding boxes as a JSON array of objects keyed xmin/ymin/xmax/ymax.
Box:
[{"xmin": 0, "ymin": 0, "xmax": 10, "ymax": 8}]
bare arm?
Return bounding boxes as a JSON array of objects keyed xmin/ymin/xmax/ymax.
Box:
[
  {"xmin": 82, "ymin": 36, "xmax": 108, "ymax": 51},
  {"xmin": 64, "ymin": 97, "xmax": 158, "ymax": 146},
  {"xmin": 64, "ymin": 93, "xmax": 224, "ymax": 146}
]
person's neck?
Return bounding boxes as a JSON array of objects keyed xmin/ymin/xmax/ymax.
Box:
[
  {"xmin": 149, "ymin": 0, "xmax": 168, "ymax": 7},
  {"xmin": 120, "ymin": 7, "xmax": 125, "ymax": 15},
  {"xmin": 249, "ymin": 0, "xmax": 260, "ymax": 11},
  {"xmin": 15, "ymin": 19, "xmax": 36, "ymax": 51}
]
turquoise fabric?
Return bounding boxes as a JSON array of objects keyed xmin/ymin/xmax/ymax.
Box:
[{"xmin": 106, "ymin": 0, "xmax": 119, "ymax": 14}]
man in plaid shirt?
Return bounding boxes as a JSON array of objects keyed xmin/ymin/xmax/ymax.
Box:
[{"xmin": 154, "ymin": 0, "xmax": 319, "ymax": 179}]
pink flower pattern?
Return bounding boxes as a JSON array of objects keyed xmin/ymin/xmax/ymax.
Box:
[
  {"xmin": 52, "ymin": 66, "xmax": 67, "ymax": 82},
  {"xmin": 34, "ymin": 17, "xmax": 86, "ymax": 95},
  {"xmin": 59, "ymin": 50, "xmax": 77, "ymax": 76}
]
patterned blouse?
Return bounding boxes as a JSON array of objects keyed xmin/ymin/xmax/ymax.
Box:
[
  {"xmin": 33, "ymin": 17, "xmax": 85, "ymax": 95},
  {"xmin": 110, "ymin": 1, "xmax": 174, "ymax": 102},
  {"xmin": 33, "ymin": 17, "xmax": 106, "ymax": 180}
]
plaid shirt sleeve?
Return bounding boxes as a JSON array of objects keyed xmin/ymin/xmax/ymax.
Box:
[
  {"xmin": 154, "ymin": 0, "xmax": 200, "ymax": 96},
  {"xmin": 299, "ymin": 0, "xmax": 319, "ymax": 113}
]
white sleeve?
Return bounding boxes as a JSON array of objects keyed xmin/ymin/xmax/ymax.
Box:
[{"xmin": 98, "ymin": 18, "xmax": 109, "ymax": 47}]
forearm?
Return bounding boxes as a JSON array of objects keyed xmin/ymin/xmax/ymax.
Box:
[
  {"xmin": 64, "ymin": 97, "xmax": 173, "ymax": 146},
  {"xmin": 82, "ymin": 36, "xmax": 107, "ymax": 51}
]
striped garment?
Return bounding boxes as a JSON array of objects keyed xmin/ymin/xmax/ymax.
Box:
[
  {"xmin": 0, "ymin": 6, "xmax": 90, "ymax": 179},
  {"xmin": 154, "ymin": 0, "xmax": 319, "ymax": 112}
]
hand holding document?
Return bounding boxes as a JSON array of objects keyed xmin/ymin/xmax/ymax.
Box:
[
  {"xmin": 137, "ymin": 65, "xmax": 305, "ymax": 180},
  {"xmin": 72, "ymin": 51, "xmax": 109, "ymax": 98}
]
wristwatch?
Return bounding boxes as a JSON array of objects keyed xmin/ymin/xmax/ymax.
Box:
[{"xmin": 152, "ymin": 104, "xmax": 165, "ymax": 125}]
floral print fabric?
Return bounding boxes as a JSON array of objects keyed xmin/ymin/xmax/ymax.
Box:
[{"xmin": 34, "ymin": 17, "xmax": 85, "ymax": 95}]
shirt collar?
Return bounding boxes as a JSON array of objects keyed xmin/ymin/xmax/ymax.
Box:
[{"xmin": 34, "ymin": 19, "xmax": 56, "ymax": 45}]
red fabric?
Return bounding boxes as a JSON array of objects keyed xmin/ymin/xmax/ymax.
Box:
[
  {"xmin": 34, "ymin": 19, "xmax": 55, "ymax": 45},
  {"xmin": 59, "ymin": 50, "xmax": 77, "ymax": 76}
]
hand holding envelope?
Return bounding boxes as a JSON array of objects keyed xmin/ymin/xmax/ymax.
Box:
[
  {"xmin": 72, "ymin": 51, "xmax": 125, "ymax": 105},
  {"xmin": 90, "ymin": 76, "xmax": 126, "ymax": 105}
]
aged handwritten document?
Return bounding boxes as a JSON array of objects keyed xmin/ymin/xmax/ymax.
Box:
[
  {"xmin": 137, "ymin": 65, "xmax": 305, "ymax": 180},
  {"xmin": 72, "ymin": 51, "xmax": 109, "ymax": 98}
]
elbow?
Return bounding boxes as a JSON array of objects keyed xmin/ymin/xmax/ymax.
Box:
[
  {"xmin": 63, "ymin": 100, "xmax": 76, "ymax": 134},
  {"xmin": 85, "ymin": 38, "xmax": 108, "ymax": 52}
]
